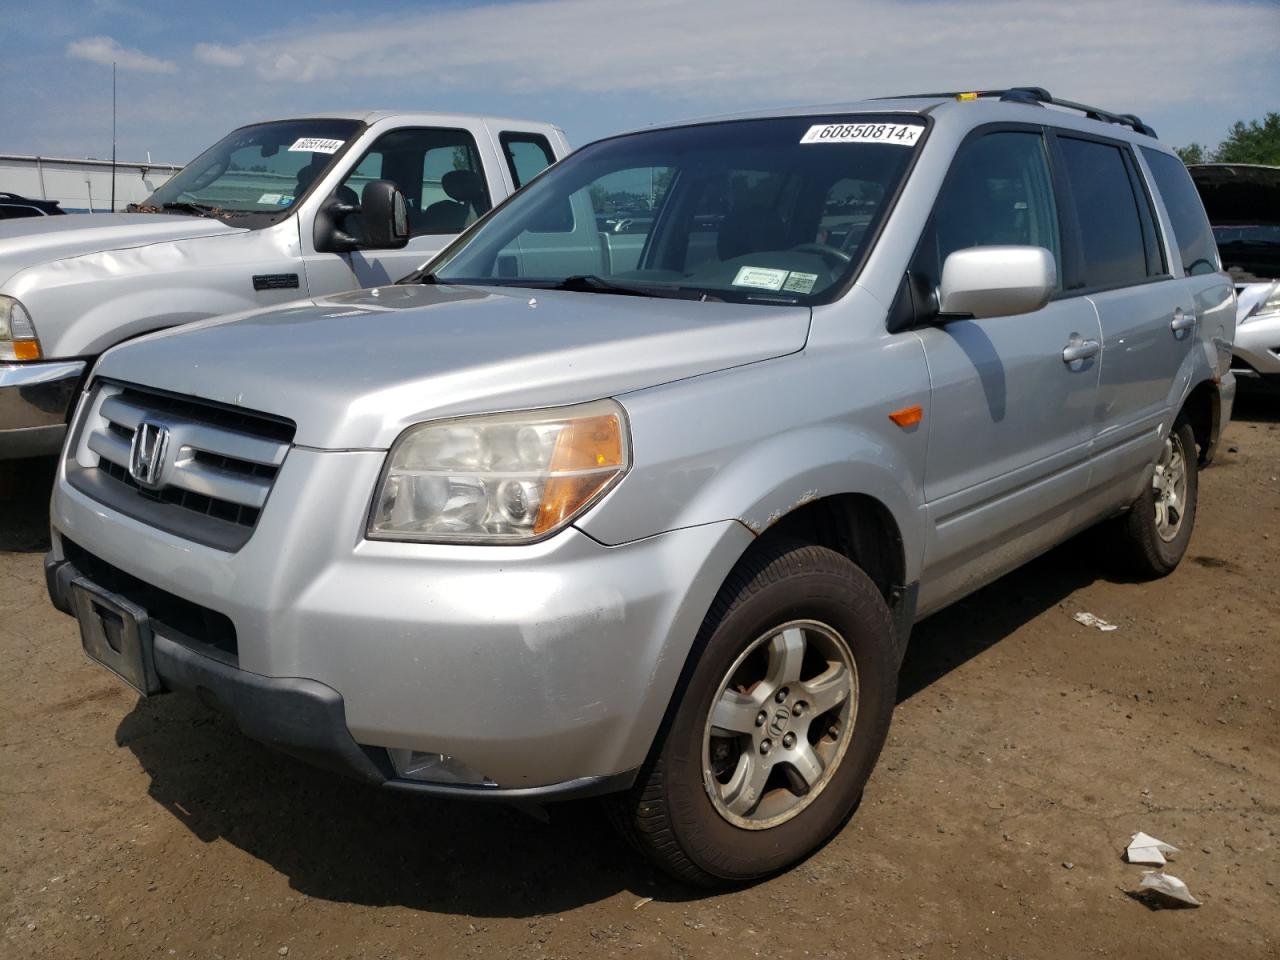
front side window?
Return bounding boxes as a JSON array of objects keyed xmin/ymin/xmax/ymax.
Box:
[
  {"xmin": 427, "ymin": 115, "xmax": 925, "ymax": 304},
  {"xmin": 1143, "ymin": 149, "xmax": 1221, "ymax": 276},
  {"xmin": 913, "ymin": 130, "xmax": 1062, "ymax": 294},
  {"xmin": 143, "ymin": 119, "xmax": 361, "ymax": 217},
  {"xmin": 1057, "ymin": 137, "xmax": 1153, "ymax": 289},
  {"xmin": 338, "ymin": 128, "xmax": 492, "ymax": 237}
]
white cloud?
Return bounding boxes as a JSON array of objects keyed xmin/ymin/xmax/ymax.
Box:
[
  {"xmin": 66, "ymin": 35, "xmax": 176, "ymax": 74},
  {"xmin": 184, "ymin": 0, "xmax": 1275, "ymax": 113},
  {"xmin": 193, "ymin": 43, "xmax": 245, "ymax": 68}
]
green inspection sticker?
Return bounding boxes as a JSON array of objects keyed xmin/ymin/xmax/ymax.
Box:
[{"xmin": 782, "ymin": 272, "xmax": 819, "ymax": 294}]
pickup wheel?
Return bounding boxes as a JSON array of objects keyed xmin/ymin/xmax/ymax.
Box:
[
  {"xmin": 610, "ymin": 541, "xmax": 897, "ymax": 887},
  {"xmin": 1112, "ymin": 418, "xmax": 1198, "ymax": 578}
]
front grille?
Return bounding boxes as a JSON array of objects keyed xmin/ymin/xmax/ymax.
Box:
[
  {"xmin": 67, "ymin": 381, "xmax": 296, "ymax": 552},
  {"xmin": 61, "ymin": 537, "xmax": 238, "ymax": 662}
]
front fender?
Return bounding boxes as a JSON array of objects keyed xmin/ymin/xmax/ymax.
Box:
[{"xmin": 578, "ymin": 343, "xmax": 930, "ymax": 581}]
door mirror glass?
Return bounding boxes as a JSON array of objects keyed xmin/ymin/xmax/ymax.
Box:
[
  {"xmin": 360, "ymin": 179, "xmax": 410, "ymax": 249},
  {"xmin": 938, "ymin": 245, "xmax": 1056, "ymax": 318}
]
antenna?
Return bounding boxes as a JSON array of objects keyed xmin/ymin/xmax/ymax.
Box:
[{"xmin": 110, "ymin": 62, "xmax": 117, "ymax": 212}]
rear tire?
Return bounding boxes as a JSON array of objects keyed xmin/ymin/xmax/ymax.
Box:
[
  {"xmin": 1111, "ymin": 418, "xmax": 1198, "ymax": 578},
  {"xmin": 610, "ymin": 541, "xmax": 898, "ymax": 886}
]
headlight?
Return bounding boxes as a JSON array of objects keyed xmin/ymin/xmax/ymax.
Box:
[
  {"xmin": 368, "ymin": 399, "xmax": 630, "ymax": 543},
  {"xmin": 0, "ymin": 295, "xmax": 41, "ymax": 361},
  {"xmin": 1241, "ymin": 281, "xmax": 1280, "ymax": 325}
]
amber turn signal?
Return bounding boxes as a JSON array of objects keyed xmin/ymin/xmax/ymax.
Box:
[{"xmin": 888, "ymin": 404, "xmax": 923, "ymax": 428}]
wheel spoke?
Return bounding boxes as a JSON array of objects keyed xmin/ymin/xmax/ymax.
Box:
[
  {"xmin": 764, "ymin": 627, "xmax": 806, "ymax": 688},
  {"xmin": 1154, "ymin": 499, "xmax": 1168, "ymax": 531},
  {"xmin": 721, "ymin": 751, "xmax": 771, "ymax": 816},
  {"xmin": 782, "ymin": 741, "xmax": 824, "ymax": 794},
  {"xmin": 801, "ymin": 662, "xmax": 851, "ymax": 716},
  {"xmin": 710, "ymin": 688, "xmax": 761, "ymax": 736}
]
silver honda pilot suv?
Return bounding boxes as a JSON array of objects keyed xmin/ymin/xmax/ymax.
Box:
[{"xmin": 46, "ymin": 88, "xmax": 1237, "ymax": 885}]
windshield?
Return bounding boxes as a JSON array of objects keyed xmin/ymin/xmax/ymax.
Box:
[
  {"xmin": 141, "ymin": 119, "xmax": 362, "ymax": 217},
  {"xmin": 427, "ymin": 114, "xmax": 926, "ymax": 304}
]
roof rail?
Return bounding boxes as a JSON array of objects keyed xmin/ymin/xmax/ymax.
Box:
[{"xmin": 873, "ymin": 87, "xmax": 1158, "ymax": 138}]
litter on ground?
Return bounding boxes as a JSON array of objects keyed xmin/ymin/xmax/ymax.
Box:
[
  {"xmin": 1073, "ymin": 611, "xmax": 1119, "ymax": 631},
  {"xmin": 1139, "ymin": 871, "xmax": 1201, "ymax": 907},
  {"xmin": 1126, "ymin": 831, "xmax": 1179, "ymax": 866}
]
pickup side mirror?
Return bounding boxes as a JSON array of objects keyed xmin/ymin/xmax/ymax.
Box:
[
  {"xmin": 313, "ymin": 179, "xmax": 410, "ymax": 254},
  {"xmin": 359, "ymin": 180, "xmax": 410, "ymax": 249},
  {"xmin": 937, "ymin": 246, "xmax": 1056, "ymax": 319}
]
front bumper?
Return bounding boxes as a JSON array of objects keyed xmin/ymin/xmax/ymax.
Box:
[
  {"xmin": 49, "ymin": 445, "xmax": 752, "ymax": 794},
  {"xmin": 0, "ymin": 359, "xmax": 85, "ymax": 459}
]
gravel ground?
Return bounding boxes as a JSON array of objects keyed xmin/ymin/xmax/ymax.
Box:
[{"xmin": 1, "ymin": 396, "xmax": 1277, "ymax": 959}]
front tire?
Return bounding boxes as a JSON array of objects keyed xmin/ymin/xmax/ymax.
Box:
[
  {"xmin": 611, "ymin": 541, "xmax": 898, "ymax": 886},
  {"xmin": 1112, "ymin": 418, "xmax": 1198, "ymax": 578}
]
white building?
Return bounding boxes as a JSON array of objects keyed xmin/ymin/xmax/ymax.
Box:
[{"xmin": 0, "ymin": 154, "xmax": 182, "ymax": 213}]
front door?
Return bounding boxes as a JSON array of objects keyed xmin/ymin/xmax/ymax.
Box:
[{"xmin": 914, "ymin": 128, "xmax": 1102, "ymax": 615}]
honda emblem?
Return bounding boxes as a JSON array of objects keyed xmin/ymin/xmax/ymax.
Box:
[{"xmin": 129, "ymin": 421, "xmax": 170, "ymax": 488}]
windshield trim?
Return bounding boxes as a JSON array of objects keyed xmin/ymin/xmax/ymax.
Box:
[
  {"xmin": 139, "ymin": 118, "xmax": 368, "ymax": 229},
  {"xmin": 409, "ymin": 110, "xmax": 934, "ymax": 305}
]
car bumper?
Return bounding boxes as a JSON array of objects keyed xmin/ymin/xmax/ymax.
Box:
[
  {"xmin": 1232, "ymin": 312, "xmax": 1280, "ymax": 378},
  {"xmin": 48, "ymin": 446, "xmax": 752, "ymax": 794},
  {"xmin": 0, "ymin": 360, "xmax": 84, "ymax": 459}
]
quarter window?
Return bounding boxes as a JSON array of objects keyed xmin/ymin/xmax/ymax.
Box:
[
  {"xmin": 1057, "ymin": 137, "xmax": 1152, "ymax": 289},
  {"xmin": 1141, "ymin": 148, "xmax": 1220, "ymax": 276}
]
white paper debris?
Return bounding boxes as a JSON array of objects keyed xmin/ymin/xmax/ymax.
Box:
[
  {"xmin": 1127, "ymin": 831, "xmax": 1179, "ymax": 865},
  {"xmin": 1073, "ymin": 611, "xmax": 1118, "ymax": 631},
  {"xmin": 1140, "ymin": 870, "xmax": 1201, "ymax": 906}
]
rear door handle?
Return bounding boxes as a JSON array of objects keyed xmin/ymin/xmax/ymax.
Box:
[
  {"xmin": 1062, "ymin": 338, "xmax": 1100, "ymax": 364},
  {"xmin": 1171, "ymin": 308, "xmax": 1196, "ymax": 333}
]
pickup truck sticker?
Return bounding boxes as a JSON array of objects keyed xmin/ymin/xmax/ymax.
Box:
[
  {"xmin": 800, "ymin": 122, "xmax": 923, "ymax": 146},
  {"xmin": 733, "ymin": 266, "xmax": 789, "ymax": 291},
  {"xmin": 288, "ymin": 137, "xmax": 344, "ymax": 154}
]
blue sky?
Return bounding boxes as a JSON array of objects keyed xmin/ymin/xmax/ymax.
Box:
[{"xmin": 2, "ymin": 0, "xmax": 1277, "ymax": 165}]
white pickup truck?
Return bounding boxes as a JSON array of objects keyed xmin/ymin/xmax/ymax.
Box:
[{"xmin": 0, "ymin": 110, "xmax": 569, "ymax": 458}]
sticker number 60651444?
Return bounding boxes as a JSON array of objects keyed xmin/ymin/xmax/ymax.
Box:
[{"xmin": 800, "ymin": 123, "xmax": 923, "ymax": 146}]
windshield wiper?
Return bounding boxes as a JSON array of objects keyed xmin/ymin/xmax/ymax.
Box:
[
  {"xmin": 159, "ymin": 201, "xmax": 224, "ymax": 218},
  {"xmin": 547, "ymin": 275, "xmax": 722, "ymax": 301}
]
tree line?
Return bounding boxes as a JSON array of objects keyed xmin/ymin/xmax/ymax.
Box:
[{"xmin": 1176, "ymin": 113, "xmax": 1280, "ymax": 166}]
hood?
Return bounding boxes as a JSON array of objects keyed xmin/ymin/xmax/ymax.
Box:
[
  {"xmin": 1188, "ymin": 164, "xmax": 1280, "ymax": 283},
  {"xmin": 94, "ymin": 283, "xmax": 811, "ymax": 449},
  {"xmin": 0, "ymin": 213, "xmax": 245, "ymax": 287},
  {"xmin": 1187, "ymin": 164, "xmax": 1280, "ymax": 225}
]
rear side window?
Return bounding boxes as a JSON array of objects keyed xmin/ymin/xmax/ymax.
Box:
[
  {"xmin": 500, "ymin": 132, "xmax": 556, "ymax": 189},
  {"xmin": 1141, "ymin": 148, "xmax": 1220, "ymax": 276},
  {"xmin": 1057, "ymin": 137, "xmax": 1155, "ymax": 289}
]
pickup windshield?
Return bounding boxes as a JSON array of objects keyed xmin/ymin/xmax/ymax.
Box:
[
  {"xmin": 141, "ymin": 119, "xmax": 361, "ymax": 217},
  {"xmin": 427, "ymin": 115, "xmax": 925, "ymax": 304}
]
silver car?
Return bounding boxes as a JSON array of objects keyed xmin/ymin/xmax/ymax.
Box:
[{"xmin": 46, "ymin": 88, "xmax": 1236, "ymax": 885}]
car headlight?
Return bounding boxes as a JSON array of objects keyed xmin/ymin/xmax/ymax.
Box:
[
  {"xmin": 0, "ymin": 295, "xmax": 41, "ymax": 361},
  {"xmin": 1241, "ymin": 280, "xmax": 1280, "ymax": 325},
  {"xmin": 368, "ymin": 399, "xmax": 630, "ymax": 543}
]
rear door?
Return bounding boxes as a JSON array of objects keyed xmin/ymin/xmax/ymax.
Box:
[
  {"xmin": 1049, "ymin": 133, "xmax": 1189, "ymax": 507},
  {"xmin": 916, "ymin": 127, "xmax": 1103, "ymax": 612}
]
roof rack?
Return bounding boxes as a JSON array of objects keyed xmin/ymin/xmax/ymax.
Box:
[{"xmin": 874, "ymin": 87, "xmax": 1157, "ymax": 138}]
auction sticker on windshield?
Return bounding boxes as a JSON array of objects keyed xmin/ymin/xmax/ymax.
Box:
[
  {"xmin": 733, "ymin": 266, "xmax": 790, "ymax": 291},
  {"xmin": 800, "ymin": 122, "xmax": 923, "ymax": 146},
  {"xmin": 288, "ymin": 137, "xmax": 345, "ymax": 154}
]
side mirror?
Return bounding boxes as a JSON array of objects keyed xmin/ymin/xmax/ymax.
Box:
[
  {"xmin": 360, "ymin": 179, "xmax": 410, "ymax": 249},
  {"xmin": 313, "ymin": 179, "xmax": 410, "ymax": 254},
  {"xmin": 938, "ymin": 246, "xmax": 1056, "ymax": 319}
]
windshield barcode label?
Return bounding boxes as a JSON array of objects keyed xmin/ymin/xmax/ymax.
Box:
[
  {"xmin": 288, "ymin": 137, "xmax": 344, "ymax": 154},
  {"xmin": 800, "ymin": 123, "xmax": 923, "ymax": 146}
]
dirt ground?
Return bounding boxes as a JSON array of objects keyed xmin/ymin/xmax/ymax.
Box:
[{"xmin": 1, "ymin": 397, "xmax": 1277, "ymax": 960}]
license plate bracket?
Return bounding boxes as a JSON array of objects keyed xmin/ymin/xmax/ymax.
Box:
[{"xmin": 71, "ymin": 577, "xmax": 161, "ymax": 695}]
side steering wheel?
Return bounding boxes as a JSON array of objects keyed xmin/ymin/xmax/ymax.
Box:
[{"xmin": 791, "ymin": 243, "xmax": 852, "ymax": 268}]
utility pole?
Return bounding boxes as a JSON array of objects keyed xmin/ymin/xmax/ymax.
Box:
[{"xmin": 110, "ymin": 62, "xmax": 117, "ymax": 212}]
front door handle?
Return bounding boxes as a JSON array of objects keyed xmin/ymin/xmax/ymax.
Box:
[
  {"xmin": 1062, "ymin": 337, "xmax": 1100, "ymax": 364},
  {"xmin": 1171, "ymin": 308, "xmax": 1196, "ymax": 334}
]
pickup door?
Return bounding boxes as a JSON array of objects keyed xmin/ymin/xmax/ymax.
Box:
[{"xmin": 299, "ymin": 121, "xmax": 562, "ymax": 292}]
